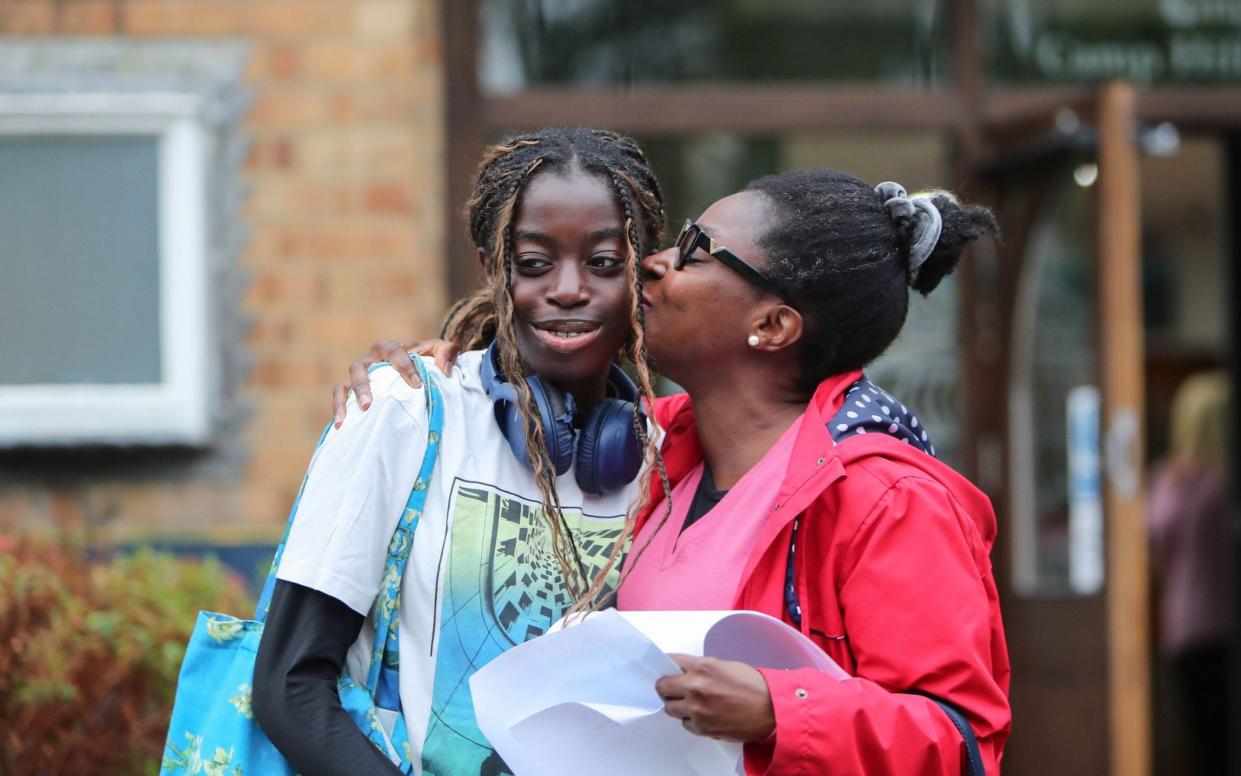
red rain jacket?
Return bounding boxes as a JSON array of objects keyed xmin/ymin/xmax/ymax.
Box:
[{"xmin": 642, "ymin": 370, "xmax": 1012, "ymax": 775}]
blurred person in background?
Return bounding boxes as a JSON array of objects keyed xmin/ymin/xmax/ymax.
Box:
[{"xmin": 1148, "ymin": 371, "xmax": 1234, "ymax": 776}]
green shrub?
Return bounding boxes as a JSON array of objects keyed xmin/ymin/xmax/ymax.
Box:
[{"xmin": 0, "ymin": 530, "xmax": 254, "ymax": 775}]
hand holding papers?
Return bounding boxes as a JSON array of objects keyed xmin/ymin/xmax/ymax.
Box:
[{"xmin": 469, "ymin": 609, "xmax": 848, "ymax": 776}]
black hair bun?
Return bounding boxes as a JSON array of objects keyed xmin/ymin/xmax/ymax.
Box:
[{"xmin": 909, "ymin": 194, "xmax": 999, "ymax": 296}]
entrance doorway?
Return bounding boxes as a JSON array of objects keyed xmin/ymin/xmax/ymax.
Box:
[
  {"xmin": 967, "ymin": 83, "xmax": 1150, "ymax": 776},
  {"xmin": 966, "ymin": 83, "xmax": 1239, "ymax": 776}
]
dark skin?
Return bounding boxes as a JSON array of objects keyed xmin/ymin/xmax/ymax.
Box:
[
  {"xmin": 330, "ymin": 190, "xmax": 806, "ymax": 744},
  {"xmin": 330, "ymin": 169, "xmax": 631, "ymax": 426},
  {"xmin": 656, "ymin": 654, "xmax": 779, "ymax": 742},
  {"xmin": 640, "ymin": 191, "xmax": 808, "ymax": 489}
]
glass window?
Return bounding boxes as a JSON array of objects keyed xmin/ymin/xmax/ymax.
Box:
[
  {"xmin": 1008, "ymin": 176, "xmax": 1100, "ymax": 594},
  {"xmin": 1141, "ymin": 137, "xmax": 1228, "ymax": 463},
  {"xmin": 987, "ymin": 0, "xmax": 1241, "ymax": 85},
  {"xmin": 480, "ymin": 0, "xmax": 951, "ymax": 95},
  {"xmin": 0, "ymin": 93, "xmax": 214, "ymax": 447},
  {"xmin": 0, "ymin": 135, "xmax": 162, "ymax": 386},
  {"xmin": 1141, "ymin": 137, "xmax": 1227, "ymax": 351}
]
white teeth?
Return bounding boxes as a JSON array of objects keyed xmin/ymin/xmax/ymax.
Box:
[{"xmin": 553, "ymin": 331, "xmax": 586, "ymax": 338}]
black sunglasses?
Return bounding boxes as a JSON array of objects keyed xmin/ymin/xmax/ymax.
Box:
[{"xmin": 674, "ymin": 219, "xmax": 790, "ymax": 302}]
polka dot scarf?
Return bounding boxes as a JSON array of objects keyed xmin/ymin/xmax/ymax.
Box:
[{"xmin": 786, "ymin": 374, "xmax": 935, "ymax": 627}]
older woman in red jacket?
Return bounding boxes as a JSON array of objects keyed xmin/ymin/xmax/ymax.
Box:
[{"xmin": 619, "ymin": 170, "xmax": 1010, "ymax": 775}]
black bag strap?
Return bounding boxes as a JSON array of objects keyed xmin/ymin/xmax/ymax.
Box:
[{"xmin": 912, "ymin": 692, "xmax": 987, "ymax": 776}]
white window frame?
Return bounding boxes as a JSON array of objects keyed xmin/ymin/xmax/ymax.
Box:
[{"xmin": 0, "ymin": 92, "xmax": 213, "ymax": 446}]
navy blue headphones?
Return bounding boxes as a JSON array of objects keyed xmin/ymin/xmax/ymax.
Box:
[{"xmin": 480, "ymin": 341, "xmax": 645, "ymax": 495}]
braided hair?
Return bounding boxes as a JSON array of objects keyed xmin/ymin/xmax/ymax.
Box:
[
  {"xmin": 744, "ymin": 169, "xmax": 999, "ymax": 394},
  {"xmin": 442, "ymin": 127, "xmax": 670, "ymax": 605}
]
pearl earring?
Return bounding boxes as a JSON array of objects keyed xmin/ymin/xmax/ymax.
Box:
[{"xmin": 747, "ymin": 335, "xmax": 761, "ymax": 347}]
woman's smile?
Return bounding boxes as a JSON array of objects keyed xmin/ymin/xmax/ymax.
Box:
[{"xmin": 528, "ymin": 319, "xmax": 604, "ymax": 353}]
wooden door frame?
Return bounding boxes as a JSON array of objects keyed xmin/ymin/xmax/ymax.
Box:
[{"xmin": 1095, "ymin": 81, "xmax": 1150, "ymax": 776}]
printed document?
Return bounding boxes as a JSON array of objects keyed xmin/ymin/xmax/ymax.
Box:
[{"xmin": 469, "ymin": 609, "xmax": 848, "ymax": 776}]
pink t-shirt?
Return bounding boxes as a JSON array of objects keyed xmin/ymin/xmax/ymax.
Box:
[{"xmin": 618, "ymin": 416, "xmax": 804, "ymax": 611}]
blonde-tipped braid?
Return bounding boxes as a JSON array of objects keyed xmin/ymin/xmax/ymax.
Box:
[
  {"xmin": 440, "ymin": 288, "xmax": 497, "ymax": 351},
  {"xmin": 569, "ymin": 205, "xmax": 672, "ymax": 614}
]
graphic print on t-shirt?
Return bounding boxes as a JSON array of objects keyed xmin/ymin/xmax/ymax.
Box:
[{"xmin": 419, "ymin": 477, "xmax": 625, "ymax": 776}]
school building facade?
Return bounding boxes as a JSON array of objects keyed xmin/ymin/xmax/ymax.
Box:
[{"xmin": 2, "ymin": 2, "xmax": 1239, "ymax": 775}]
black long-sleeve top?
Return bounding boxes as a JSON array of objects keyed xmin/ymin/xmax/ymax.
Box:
[{"xmin": 252, "ymin": 580, "xmax": 405, "ymax": 776}]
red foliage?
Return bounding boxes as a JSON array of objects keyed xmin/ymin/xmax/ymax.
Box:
[{"xmin": 0, "ymin": 530, "xmax": 253, "ymax": 775}]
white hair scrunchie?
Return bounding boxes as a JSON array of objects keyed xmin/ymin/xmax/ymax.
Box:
[{"xmin": 874, "ymin": 181, "xmax": 943, "ymax": 286}]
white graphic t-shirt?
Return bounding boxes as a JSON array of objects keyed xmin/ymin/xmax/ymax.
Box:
[{"xmin": 277, "ymin": 350, "xmax": 635, "ymax": 775}]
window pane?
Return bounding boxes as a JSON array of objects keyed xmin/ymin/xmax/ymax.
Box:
[
  {"xmin": 988, "ymin": 0, "xmax": 1241, "ymax": 85},
  {"xmin": 481, "ymin": 0, "xmax": 951, "ymax": 95},
  {"xmin": 1008, "ymin": 178, "xmax": 1099, "ymax": 593},
  {"xmin": 1141, "ymin": 138, "xmax": 1229, "ymax": 464},
  {"xmin": 0, "ymin": 135, "xmax": 161, "ymax": 385}
]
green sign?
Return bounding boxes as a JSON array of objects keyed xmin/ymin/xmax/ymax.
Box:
[{"xmin": 991, "ymin": 0, "xmax": 1241, "ymax": 84}]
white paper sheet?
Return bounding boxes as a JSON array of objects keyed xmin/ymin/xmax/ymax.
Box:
[
  {"xmin": 469, "ymin": 609, "xmax": 847, "ymax": 775},
  {"xmin": 617, "ymin": 610, "xmax": 849, "ymax": 679}
]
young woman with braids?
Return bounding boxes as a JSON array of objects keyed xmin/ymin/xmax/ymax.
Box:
[
  {"xmin": 345, "ymin": 169, "xmax": 1012, "ymax": 775},
  {"xmin": 251, "ymin": 127, "xmax": 668, "ymax": 776}
]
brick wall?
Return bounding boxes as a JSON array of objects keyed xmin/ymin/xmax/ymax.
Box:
[{"xmin": 0, "ymin": 0, "xmax": 446, "ymax": 542}]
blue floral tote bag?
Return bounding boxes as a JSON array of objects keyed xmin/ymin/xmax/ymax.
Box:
[{"xmin": 161, "ymin": 359, "xmax": 443, "ymax": 775}]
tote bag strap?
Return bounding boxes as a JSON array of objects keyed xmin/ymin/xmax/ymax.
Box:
[
  {"xmin": 365, "ymin": 357, "xmax": 444, "ymax": 697},
  {"xmin": 254, "ymin": 355, "xmax": 442, "ymax": 629}
]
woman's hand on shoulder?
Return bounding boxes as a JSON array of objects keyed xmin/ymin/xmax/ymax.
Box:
[
  {"xmin": 331, "ymin": 338, "xmax": 461, "ymax": 427},
  {"xmin": 655, "ymin": 654, "xmax": 776, "ymax": 743}
]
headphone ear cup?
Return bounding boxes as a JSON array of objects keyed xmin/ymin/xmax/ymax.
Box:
[
  {"xmin": 575, "ymin": 399, "xmax": 642, "ymax": 495},
  {"xmin": 574, "ymin": 402, "xmax": 608, "ymax": 496},
  {"xmin": 525, "ymin": 374, "xmax": 576, "ymax": 477},
  {"xmin": 482, "ymin": 341, "xmax": 576, "ymax": 476},
  {"xmin": 490, "ymin": 382, "xmax": 531, "ymax": 464}
]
